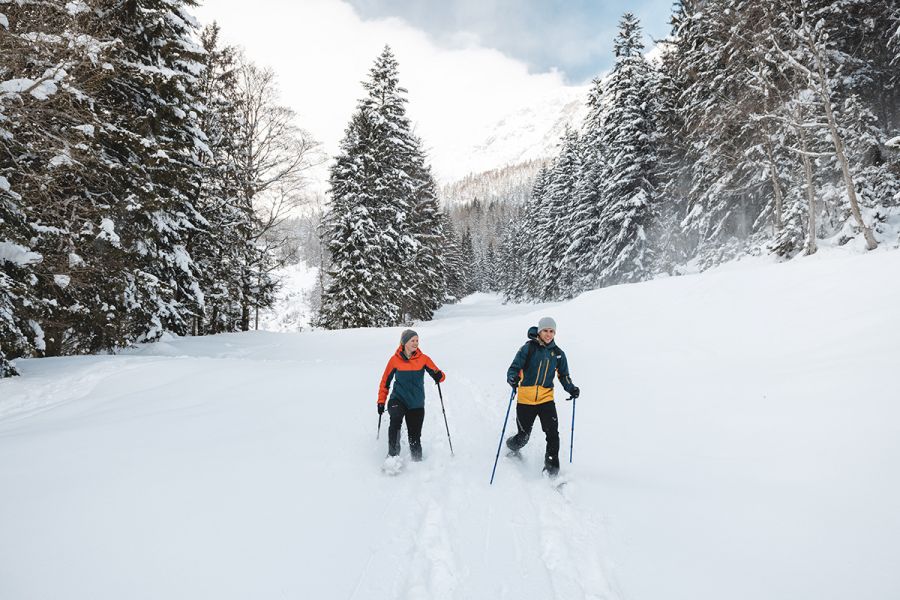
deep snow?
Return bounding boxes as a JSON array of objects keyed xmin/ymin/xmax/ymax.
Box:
[{"xmin": 2, "ymin": 249, "xmax": 899, "ymax": 600}]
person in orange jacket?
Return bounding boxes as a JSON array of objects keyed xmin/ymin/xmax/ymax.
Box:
[{"xmin": 378, "ymin": 329, "xmax": 445, "ymax": 461}]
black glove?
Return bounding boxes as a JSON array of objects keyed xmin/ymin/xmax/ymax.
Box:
[
  {"xmin": 507, "ymin": 377, "xmax": 519, "ymax": 389},
  {"xmin": 569, "ymin": 386, "xmax": 580, "ymax": 399},
  {"xmin": 377, "ymin": 402, "xmax": 385, "ymax": 415},
  {"xmin": 431, "ymin": 370, "xmax": 444, "ymax": 383}
]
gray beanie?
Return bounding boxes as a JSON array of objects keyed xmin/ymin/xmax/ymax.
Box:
[
  {"xmin": 400, "ymin": 329, "xmax": 418, "ymax": 345},
  {"xmin": 537, "ymin": 317, "xmax": 557, "ymax": 332}
]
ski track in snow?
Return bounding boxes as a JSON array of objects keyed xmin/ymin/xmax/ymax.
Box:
[{"xmin": 340, "ymin": 367, "xmax": 622, "ymax": 600}]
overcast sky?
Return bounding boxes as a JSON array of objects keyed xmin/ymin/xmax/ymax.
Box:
[
  {"xmin": 345, "ymin": 0, "xmax": 673, "ymax": 83},
  {"xmin": 192, "ymin": 0, "xmax": 673, "ymax": 186}
]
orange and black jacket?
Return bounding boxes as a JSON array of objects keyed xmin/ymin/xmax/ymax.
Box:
[
  {"xmin": 378, "ymin": 346, "xmax": 445, "ymax": 410},
  {"xmin": 507, "ymin": 328, "xmax": 576, "ymax": 405}
]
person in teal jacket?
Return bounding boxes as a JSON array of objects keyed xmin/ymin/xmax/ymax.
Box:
[{"xmin": 505, "ymin": 317, "xmax": 579, "ymax": 476}]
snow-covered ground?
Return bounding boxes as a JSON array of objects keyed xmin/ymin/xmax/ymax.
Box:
[{"xmin": 2, "ymin": 249, "xmax": 899, "ymax": 600}]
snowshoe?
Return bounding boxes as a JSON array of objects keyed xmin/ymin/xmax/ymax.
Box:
[
  {"xmin": 505, "ymin": 449, "xmax": 523, "ymax": 461},
  {"xmin": 381, "ymin": 455, "xmax": 404, "ymax": 476}
]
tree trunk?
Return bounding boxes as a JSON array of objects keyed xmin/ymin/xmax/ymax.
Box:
[
  {"xmin": 819, "ymin": 91, "xmax": 878, "ymax": 250},
  {"xmin": 796, "ymin": 125, "xmax": 817, "ymax": 255},
  {"xmin": 241, "ymin": 303, "xmax": 250, "ymax": 332},
  {"xmin": 765, "ymin": 140, "xmax": 784, "ymax": 234},
  {"xmin": 802, "ymin": 11, "xmax": 878, "ymax": 250}
]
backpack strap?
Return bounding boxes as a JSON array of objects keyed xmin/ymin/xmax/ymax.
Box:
[{"xmin": 522, "ymin": 341, "xmax": 537, "ymax": 373}]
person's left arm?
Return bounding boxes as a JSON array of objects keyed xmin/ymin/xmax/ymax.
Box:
[
  {"xmin": 556, "ymin": 351, "xmax": 579, "ymax": 397},
  {"xmin": 423, "ymin": 355, "xmax": 446, "ymax": 384}
]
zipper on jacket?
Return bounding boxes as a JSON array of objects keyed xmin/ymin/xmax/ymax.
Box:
[{"xmin": 535, "ymin": 358, "xmax": 548, "ymax": 402}]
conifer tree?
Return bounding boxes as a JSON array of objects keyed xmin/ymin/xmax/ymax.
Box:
[
  {"xmin": 442, "ymin": 217, "xmax": 468, "ymax": 303},
  {"xmin": 562, "ymin": 78, "xmax": 608, "ymax": 295},
  {"xmin": 597, "ymin": 13, "xmax": 657, "ymax": 285},
  {"xmin": 460, "ymin": 229, "xmax": 477, "ymax": 296},
  {"xmin": 191, "ymin": 22, "xmax": 247, "ymax": 334},
  {"xmin": 320, "ymin": 46, "xmax": 447, "ymax": 328},
  {"xmin": 537, "ymin": 127, "xmax": 581, "ymax": 300},
  {"xmin": 517, "ymin": 167, "xmax": 551, "ymax": 302},
  {"xmin": 405, "ymin": 161, "xmax": 446, "ymax": 320},
  {"xmin": 319, "ymin": 110, "xmax": 394, "ymax": 328}
]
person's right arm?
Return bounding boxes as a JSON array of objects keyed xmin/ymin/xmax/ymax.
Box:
[
  {"xmin": 378, "ymin": 358, "xmax": 396, "ymax": 410},
  {"xmin": 506, "ymin": 344, "xmax": 528, "ymax": 387}
]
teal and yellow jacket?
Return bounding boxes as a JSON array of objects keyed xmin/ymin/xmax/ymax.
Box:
[
  {"xmin": 378, "ymin": 346, "xmax": 445, "ymax": 410},
  {"xmin": 507, "ymin": 328, "xmax": 576, "ymax": 405}
]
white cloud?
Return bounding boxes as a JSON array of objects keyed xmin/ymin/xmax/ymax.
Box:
[{"xmin": 193, "ymin": 0, "xmax": 581, "ymax": 184}]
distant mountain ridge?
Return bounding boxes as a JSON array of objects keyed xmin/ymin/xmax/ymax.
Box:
[
  {"xmin": 434, "ymin": 84, "xmax": 589, "ymax": 198},
  {"xmin": 439, "ymin": 159, "xmax": 547, "ymax": 207}
]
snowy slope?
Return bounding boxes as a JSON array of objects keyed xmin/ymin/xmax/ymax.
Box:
[
  {"xmin": 431, "ymin": 85, "xmax": 588, "ymax": 183},
  {"xmin": 2, "ymin": 250, "xmax": 900, "ymax": 600}
]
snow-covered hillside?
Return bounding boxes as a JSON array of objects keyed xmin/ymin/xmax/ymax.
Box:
[
  {"xmin": 433, "ymin": 86, "xmax": 588, "ymax": 184},
  {"xmin": 2, "ymin": 250, "xmax": 899, "ymax": 600}
]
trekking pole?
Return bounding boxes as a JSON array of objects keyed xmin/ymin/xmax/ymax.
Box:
[
  {"xmin": 377, "ymin": 412, "xmax": 383, "ymax": 440},
  {"xmin": 436, "ymin": 382, "xmax": 454, "ymax": 456},
  {"xmin": 490, "ymin": 388, "xmax": 517, "ymax": 485},
  {"xmin": 565, "ymin": 395, "xmax": 575, "ymax": 463}
]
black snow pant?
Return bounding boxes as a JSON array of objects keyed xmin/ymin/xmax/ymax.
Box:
[
  {"xmin": 506, "ymin": 401, "xmax": 561, "ymax": 474},
  {"xmin": 388, "ymin": 398, "xmax": 425, "ymax": 461}
]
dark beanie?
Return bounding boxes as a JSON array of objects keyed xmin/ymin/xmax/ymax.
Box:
[{"xmin": 400, "ymin": 329, "xmax": 418, "ymax": 345}]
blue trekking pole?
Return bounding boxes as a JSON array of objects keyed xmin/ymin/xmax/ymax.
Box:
[
  {"xmin": 490, "ymin": 388, "xmax": 517, "ymax": 485},
  {"xmin": 566, "ymin": 395, "xmax": 575, "ymax": 463}
]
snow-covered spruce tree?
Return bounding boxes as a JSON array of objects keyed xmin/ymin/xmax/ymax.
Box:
[
  {"xmin": 0, "ymin": 3, "xmax": 48, "ymax": 372},
  {"xmin": 660, "ymin": 0, "xmax": 777, "ymax": 265},
  {"xmin": 318, "ymin": 110, "xmax": 395, "ymax": 329},
  {"xmin": 459, "ymin": 228, "xmax": 477, "ymax": 296},
  {"xmin": 360, "ymin": 47, "xmax": 421, "ymax": 324},
  {"xmin": 0, "ymin": 0, "xmax": 137, "ymax": 357},
  {"xmin": 404, "ymin": 158, "xmax": 446, "ymax": 321},
  {"xmin": 190, "ymin": 22, "xmax": 247, "ymax": 335},
  {"xmin": 441, "ymin": 216, "xmax": 468, "ymax": 304},
  {"xmin": 515, "ymin": 166, "xmax": 551, "ymax": 303},
  {"xmin": 477, "ymin": 244, "xmax": 499, "ymax": 293},
  {"xmin": 319, "ymin": 46, "xmax": 446, "ymax": 329},
  {"xmin": 818, "ymin": 0, "xmax": 900, "ymax": 132},
  {"xmin": 653, "ymin": 19, "xmax": 695, "ymax": 272},
  {"xmin": 85, "ymin": 0, "xmax": 209, "ymax": 347},
  {"xmin": 597, "ymin": 13, "xmax": 657, "ymax": 286},
  {"xmin": 534, "ymin": 126, "xmax": 580, "ymax": 300},
  {"xmin": 565, "ymin": 77, "xmax": 606, "ymax": 294},
  {"xmin": 0, "ymin": 182, "xmax": 38, "ymax": 376},
  {"xmin": 497, "ymin": 216, "xmax": 526, "ymax": 303},
  {"xmin": 657, "ymin": 0, "xmax": 729, "ymax": 262}
]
